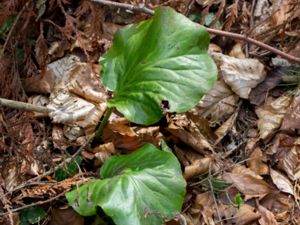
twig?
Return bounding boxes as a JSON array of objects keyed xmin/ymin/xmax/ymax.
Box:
[
  {"xmin": 206, "ymin": 28, "xmax": 300, "ymax": 64},
  {"xmin": 92, "ymin": 0, "xmax": 300, "ymax": 64},
  {"xmin": 92, "ymin": 0, "xmax": 154, "ymax": 15},
  {"xmin": 0, "ymin": 186, "xmax": 13, "ymax": 225},
  {"xmin": 0, "ymin": 97, "xmax": 51, "ymax": 114},
  {"xmin": 10, "ymin": 137, "xmax": 92, "ymax": 193},
  {"xmin": 0, "ymin": 191, "xmax": 66, "ymax": 217},
  {"xmin": 208, "ymin": 163, "xmax": 223, "ymax": 225}
]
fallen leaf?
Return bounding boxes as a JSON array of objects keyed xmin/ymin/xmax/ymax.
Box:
[
  {"xmin": 192, "ymin": 192, "xmax": 215, "ymax": 225},
  {"xmin": 279, "ymin": 144, "xmax": 300, "ymax": 181},
  {"xmin": 211, "ymin": 52, "xmax": 266, "ymax": 99},
  {"xmin": 214, "ymin": 109, "xmax": 239, "ymax": 140},
  {"xmin": 93, "ymin": 142, "xmax": 116, "ymax": 166},
  {"xmin": 249, "ymin": 68, "xmax": 285, "ymax": 106},
  {"xmin": 234, "ymin": 204, "xmax": 261, "ymax": 225},
  {"xmin": 229, "ymin": 42, "xmax": 246, "ymax": 58},
  {"xmin": 261, "ymin": 192, "xmax": 293, "ymax": 217},
  {"xmin": 102, "ymin": 117, "xmax": 162, "ymax": 152},
  {"xmin": 223, "ymin": 172, "xmax": 271, "ymax": 200},
  {"xmin": 184, "ymin": 158, "xmax": 211, "ymax": 180},
  {"xmin": 167, "ymin": 114, "xmax": 213, "ymax": 154},
  {"xmin": 193, "ymin": 80, "xmax": 239, "ymax": 126},
  {"xmin": 247, "ymin": 148, "xmax": 269, "ymax": 175},
  {"xmin": 270, "ymin": 168, "xmax": 294, "ymax": 195},
  {"xmin": 281, "ymin": 94, "xmax": 300, "ymax": 134},
  {"xmin": 258, "ymin": 204, "xmax": 278, "ymax": 225},
  {"xmin": 256, "ymin": 95, "xmax": 292, "ymax": 139}
]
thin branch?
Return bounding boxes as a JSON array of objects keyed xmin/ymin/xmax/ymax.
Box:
[
  {"xmin": 0, "ymin": 191, "xmax": 66, "ymax": 216},
  {"xmin": 10, "ymin": 137, "xmax": 92, "ymax": 193},
  {"xmin": 206, "ymin": 28, "xmax": 300, "ymax": 64},
  {"xmin": 0, "ymin": 97, "xmax": 51, "ymax": 114},
  {"xmin": 92, "ymin": 0, "xmax": 300, "ymax": 64},
  {"xmin": 92, "ymin": 0, "xmax": 154, "ymax": 15}
]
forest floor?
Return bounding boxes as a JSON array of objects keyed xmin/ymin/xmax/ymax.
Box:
[{"xmin": 0, "ymin": 0, "xmax": 300, "ymax": 225}]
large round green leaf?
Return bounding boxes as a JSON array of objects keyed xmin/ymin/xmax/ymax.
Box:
[
  {"xmin": 101, "ymin": 7, "xmax": 217, "ymax": 125},
  {"xmin": 66, "ymin": 144, "xmax": 186, "ymax": 225}
]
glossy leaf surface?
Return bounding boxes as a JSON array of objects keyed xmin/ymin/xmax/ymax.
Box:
[
  {"xmin": 66, "ymin": 144, "xmax": 186, "ymax": 225},
  {"xmin": 101, "ymin": 7, "xmax": 217, "ymax": 125}
]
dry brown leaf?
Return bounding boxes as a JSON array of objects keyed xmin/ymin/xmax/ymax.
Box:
[
  {"xmin": 279, "ymin": 144, "xmax": 300, "ymax": 181},
  {"xmin": 28, "ymin": 95, "xmax": 49, "ymax": 118},
  {"xmin": 256, "ymin": 95, "xmax": 292, "ymax": 139},
  {"xmin": 249, "ymin": 68, "xmax": 285, "ymax": 106},
  {"xmin": 223, "ymin": 172, "xmax": 271, "ymax": 200},
  {"xmin": 211, "ymin": 52, "xmax": 266, "ymax": 99},
  {"xmin": 167, "ymin": 114, "xmax": 213, "ymax": 154},
  {"xmin": 234, "ymin": 204, "xmax": 261, "ymax": 225},
  {"xmin": 232, "ymin": 165, "xmax": 264, "ymax": 180},
  {"xmin": 192, "ymin": 192, "xmax": 215, "ymax": 225},
  {"xmin": 217, "ymin": 202, "xmax": 238, "ymax": 223},
  {"xmin": 270, "ymin": 168, "xmax": 294, "ymax": 195},
  {"xmin": 93, "ymin": 142, "xmax": 116, "ymax": 166},
  {"xmin": 52, "ymin": 125, "xmax": 68, "ymax": 151},
  {"xmin": 214, "ymin": 109, "xmax": 239, "ymax": 140},
  {"xmin": 44, "ymin": 55, "xmax": 107, "ymax": 137},
  {"xmin": 184, "ymin": 158, "xmax": 211, "ymax": 180},
  {"xmin": 247, "ymin": 148, "xmax": 269, "ymax": 176},
  {"xmin": 103, "ymin": 118, "xmax": 161, "ymax": 151},
  {"xmin": 229, "ymin": 42, "xmax": 246, "ymax": 59},
  {"xmin": 281, "ymin": 93, "xmax": 300, "ymax": 134},
  {"xmin": 271, "ymin": 0, "xmax": 293, "ymax": 26},
  {"xmin": 258, "ymin": 204, "xmax": 278, "ymax": 225},
  {"xmin": 193, "ymin": 80, "xmax": 239, "ymax": 126},
  {"xmin": 260, "ymin": 192, "xmax": 293, "ymax": 218}
]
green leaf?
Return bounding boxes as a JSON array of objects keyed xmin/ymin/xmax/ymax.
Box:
[
  {"xmin": 0, "ymin": 16, "xmax": 15, "ymax": 36},
  {"xmin": 66, "ymin": 144, "xmax": 186, "ymax": 225},
  {"xmin": 55, "ymin": 156, "xmax": 82, "ymax": 181},
  {"xmin": 233, "ymin": 192, "xmax": 244, "ymax": 208},
  {"xmin": 101, "ymin": 7, "xmax": 217, "ymax": 125},
  {"xmin": 20, "ymin": 207, "xmax": 47, "ymax": 224}
]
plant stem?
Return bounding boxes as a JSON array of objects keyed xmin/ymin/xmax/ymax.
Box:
[{"xmin": 94, "ymin": 107, "xmax": 114, "ymax": 142}]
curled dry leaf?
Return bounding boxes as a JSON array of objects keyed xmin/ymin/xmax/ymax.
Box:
[
  {"xmin": 93, "ymin": 142, "xmax": 116, "ymax": 166},
  {"xmin": 258, "ymin": 204, "xmax": 279, "ymax": 225},
  {"xmin": 256, "ymin": 95, "xmax": 292, "ymax": 139},
  {"xmin": 229, "ymin": 42, "xmax": 246, "ymax": 59},
  {"xmin": 214, "ymin": 109, "xmax": 239, "ymax": 140},
  {"xmin": 167, "ymin": 114, "xmax": 213, "ymax": 154},
  {"xmin": 184, "ymin": 157, "xmax": 211, "ymax": 180},
  {"xmin": 102, "ymin": 117, "xmax": 162, "ymax": 152},
  {"xmin": 45, "ymin": 55, "xmax": 107, "ymax": 137},
  {"xmin": 193, "ymin": 80, "xmax": 239, "ymax": 126},
  {"xmin": 211, "ymin": 52, "xmax": 266, "ymax": 99},
  {"xmin": 270, "ymin": 169, "xmax": 294, "ymax": 195}
]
